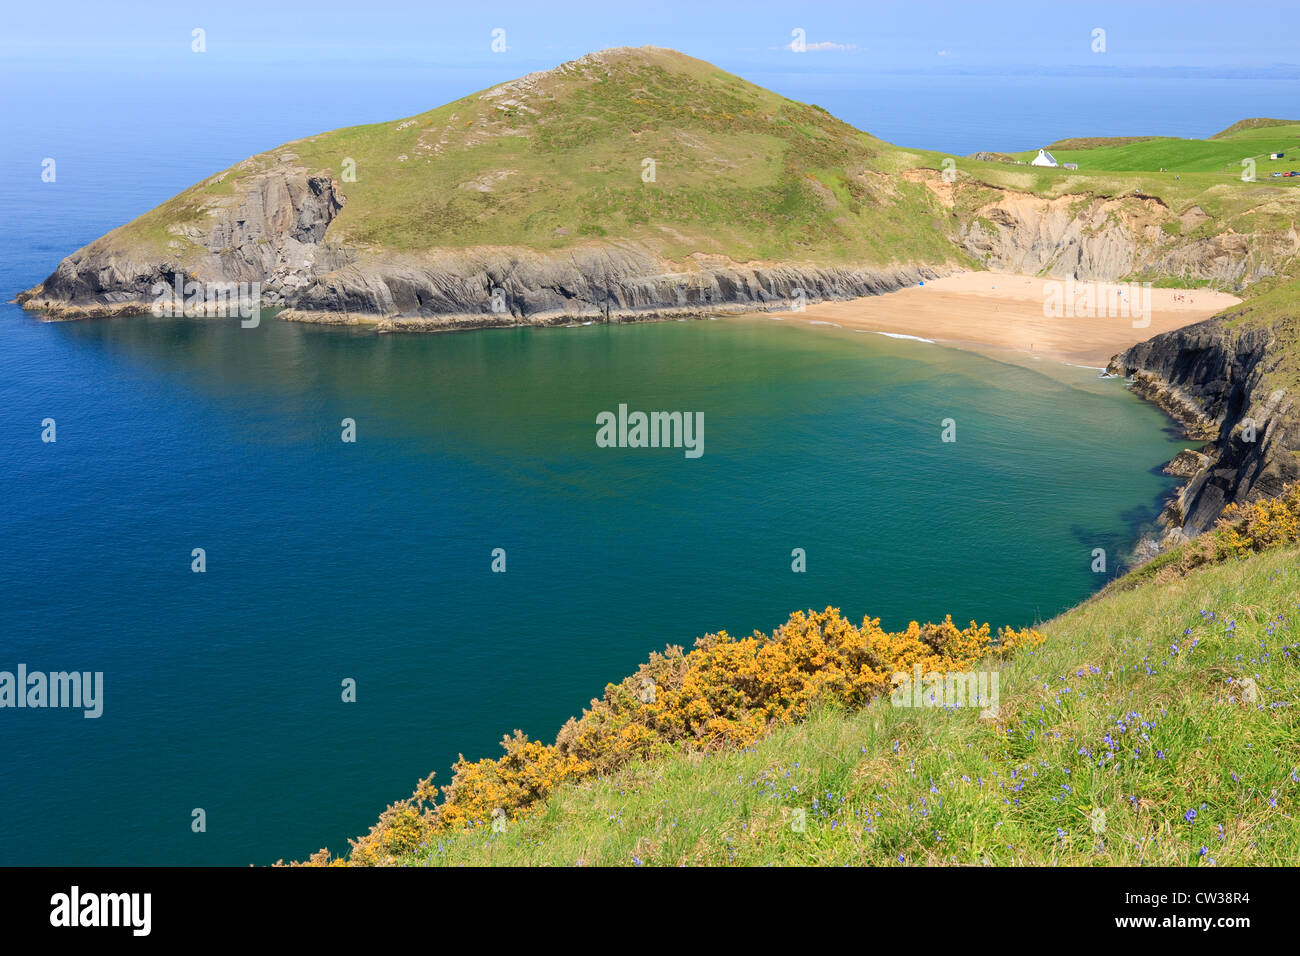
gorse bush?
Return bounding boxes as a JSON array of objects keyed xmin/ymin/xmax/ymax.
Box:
[
  {"xmin": 1216, "ymin": 482, "xmax": 1300, "ymax": 556},
  {"xmin": 311, "ymin": 608, "xmax": 1043, "ymax": 866},
  {"xmin": 1140, "ymin": 481, "xmax": 1300, "ymax": 581}
]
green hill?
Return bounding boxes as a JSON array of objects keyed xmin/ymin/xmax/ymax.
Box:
[
  {"xmin": 119, "ymin": 46, "xmax": 956, "ymax": 266},
  {"xmin": 24, "ymin": 49, "xmax": 1300, "ymax": 326}
]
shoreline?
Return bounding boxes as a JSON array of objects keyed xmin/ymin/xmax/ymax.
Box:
[
  {"xmin": 745, "ymin": 272, "xmax": 1241, "ymax": 369},
  {"xmin": 15, "ymin": 270, "xmax": 1237, "ymax": 368}
]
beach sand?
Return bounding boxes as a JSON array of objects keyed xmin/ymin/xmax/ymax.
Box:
[{"xmin": 766, "ymin": 271, "xmax": 1241, "ymax": 368}]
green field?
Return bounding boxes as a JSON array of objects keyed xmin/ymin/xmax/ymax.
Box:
[
  {"xmin": 1008, "ymin": 119, "xmax": 1300, "ymax": 180},
  {"xmin": 397, "ymin": 545, "xmax": 1300, "ymax": 866}
]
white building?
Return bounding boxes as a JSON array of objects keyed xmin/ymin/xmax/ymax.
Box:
[{"xmin": 1030, "ymin": 149, "xmax": 1059, "ymax": 168}]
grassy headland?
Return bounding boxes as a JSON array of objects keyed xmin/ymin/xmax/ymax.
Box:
[{"xmin": 122, "ymin": 47, "xmax": 962, "ymax": 268}]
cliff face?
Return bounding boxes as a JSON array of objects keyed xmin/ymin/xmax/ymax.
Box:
[
  {"xmin": 19, "ymin": 231, "xmax": 943, "ymax": 328},
  {"xmin": 960, "ymin": 191, "xmax": 1295, "ymax": 285},
  {"xmin": 20, "ymin": 160, "xmax": 347, "ymax": 317},
  {"xmin": 1108, "ymin": 319, "xmax": 1299, "ymax": 538}
]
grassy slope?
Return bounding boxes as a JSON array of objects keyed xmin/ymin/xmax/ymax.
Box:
[
  {"xmin": 400, "ymin": 546, "xmax": 1300, "ymax": 866},
  {"xmin": 976, "ymin": 132, "xmax": 1300, "ymax": 238},
  {"xmin": 1211, "ymin": 117, "xmax": 1300, "ymax": 139}
]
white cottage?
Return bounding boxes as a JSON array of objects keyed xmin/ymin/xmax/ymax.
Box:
[{"xmin": 1030, "ymin": 149, "xmax": 1059, "ymax": 167}]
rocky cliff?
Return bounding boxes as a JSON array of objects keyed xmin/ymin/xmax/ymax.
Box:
[
  {"xmin": 1108, "ymin": 317, "xmax": 1299, "ymax": 540},
  {"xmin": 18, "ymin": 158, "xmax": 346, "ymax": 318},
  {"xmin": 277, "ymin": 248, "xmax": 943, "ymax": 329}
]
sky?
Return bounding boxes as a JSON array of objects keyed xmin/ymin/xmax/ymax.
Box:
[
  {"xmin": 2, "ymin": 0, "xmax": 1297, "ymax": 73},
  {"xmin": 1, "ymin": 0, "xmax": 1295, "ymax": 225}
]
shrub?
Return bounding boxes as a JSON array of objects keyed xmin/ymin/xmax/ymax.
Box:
[{"xmin": 1155, "ymin": 482, "xmax": 1300, "ymax": 577}]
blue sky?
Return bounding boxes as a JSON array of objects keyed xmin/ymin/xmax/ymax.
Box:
[
  {"xmin": 3, "ymin": 0, "xmax": 1297, "ymax": 72},
  {"xmin": 1, "ymin": 0, "xmax": 1294, "ymax": 184}
]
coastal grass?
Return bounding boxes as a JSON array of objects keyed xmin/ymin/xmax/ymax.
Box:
[{"xmin": 396, "ymin": 546, "xmax": 1300, "ymax": 866}]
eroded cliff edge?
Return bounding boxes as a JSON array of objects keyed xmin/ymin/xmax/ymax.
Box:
[{"xmin": 1108, "ymin": 315, "xmax": 1300, "ymax": 542}]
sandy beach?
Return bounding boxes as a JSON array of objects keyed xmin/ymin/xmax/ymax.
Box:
[{"xmin": 766, "ymin": 271, "xmax": 1241, "ymax": 368}]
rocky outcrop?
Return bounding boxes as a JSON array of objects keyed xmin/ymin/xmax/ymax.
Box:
[
  {"xmin": 18, "ymin": 157, "xmax": 347, "ymax": 318},
  {"xmin": 1108, "ymin": 319, "xmax": 1300, "ymax": 539},
  {"xmin": 17, "ymin": 154, "xmax": 943, "ymax": 326},
  {"xmin": 1163, "ymin": 447, "xmax": 1212, "ymax": 479}
]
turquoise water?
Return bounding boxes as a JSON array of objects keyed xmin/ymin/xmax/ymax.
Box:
[{"xmin": 0, "ymin": 309, "xmax": 1188, "ymax": 864}]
